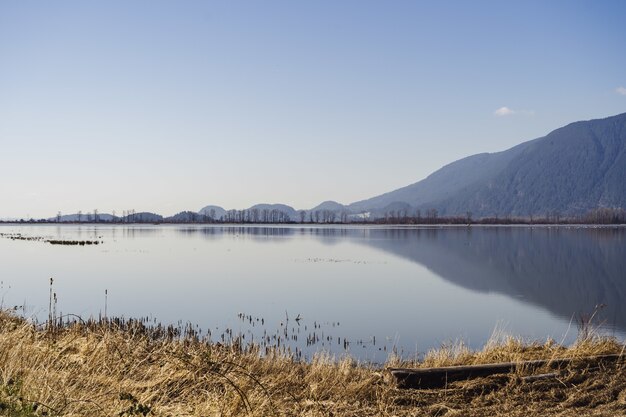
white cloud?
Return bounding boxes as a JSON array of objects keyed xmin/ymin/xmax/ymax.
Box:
[
  {"xmin": 494, "ymin": 106, "xmax": 534, "ymax": 117},
  {"xmin": 616, "ymin": 86, "xmax": 626, "ymax": 96},
  {"xmin": 494, "ymin": 106, "xmax": 515, "ymax": 116}
]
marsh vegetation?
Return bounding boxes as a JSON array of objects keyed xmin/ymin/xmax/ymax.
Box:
[{"xmin": 0, "ymin": 310, "xmax": 625, "ymax": 416}]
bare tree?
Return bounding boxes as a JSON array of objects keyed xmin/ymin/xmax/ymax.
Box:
[{"xmin": 426, "ymin": 208, "xmax": 438, "ymax": 222}]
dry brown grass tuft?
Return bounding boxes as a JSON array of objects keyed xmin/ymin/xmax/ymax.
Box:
[{"xmin": 0, "ymin": 311, "xmax": 624, "ymax": 416}]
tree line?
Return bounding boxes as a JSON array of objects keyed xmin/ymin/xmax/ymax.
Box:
[{"xmin": 5, "ymin": 207, "xmax": 626, "ymax": 225}]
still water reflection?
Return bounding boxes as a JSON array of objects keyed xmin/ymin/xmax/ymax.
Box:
[{"xmin": 0, "ymin": 224, "xmax": 624, "ymax": 362}]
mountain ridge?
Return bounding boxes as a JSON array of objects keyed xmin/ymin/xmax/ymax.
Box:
[
  {"xmin": 25, "ymin": 113, "xmax": 626, "ymax": 222},
  {"xmin": 349, "ymin": 112, "xmax": 626, "ymax": 217}
]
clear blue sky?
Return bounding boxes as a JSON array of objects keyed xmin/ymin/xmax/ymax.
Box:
[{"xmin": 1, "ymin": 1, "xmax": 625, "ymax": 218}]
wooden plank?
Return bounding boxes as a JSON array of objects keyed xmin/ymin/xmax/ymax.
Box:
[{"xmin": 387, "ymin": 354, "xmax": 624, "ymax": 389}]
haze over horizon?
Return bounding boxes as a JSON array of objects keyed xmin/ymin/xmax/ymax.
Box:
[{"xmin": 2, "ymin": 1, "xmax": 626, "ymax": 218}]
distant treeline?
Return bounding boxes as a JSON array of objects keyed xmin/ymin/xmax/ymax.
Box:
[
  {"xmin": 366, "ymin": 207, "xmax": 626, "ymax": 225},
  {"xmin": 3, "ymin": 207, "xmax": 626, "ymax": 225}
]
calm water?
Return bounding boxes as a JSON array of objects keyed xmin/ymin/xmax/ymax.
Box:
[{"xmin": 1, "ymin": 224, "xmax": 624, "ymax": 362}]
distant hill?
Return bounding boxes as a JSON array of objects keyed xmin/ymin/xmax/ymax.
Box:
[
  {"xmin": 305, "ymin": 201, "xmax": 350, "ymax": 222},
  {"xmin": 349, "ymin": 113, "xmax": 626, "ymax": 217},
  {"xmin": 166, "ymin": 211, "xmax": 206, "ymax": 222},
  {"xmin": 49, "ymin": 213, "xmax": 116, "ymax": 222},
  {"xmin": 37, "ymin": 113, "xmax": 626, "ymax": 223},
  {"xmin": 120, "ymin": 212, "xmax": 163, "ymax": 223},
  {"xmin": 246, "ymin": 204, "xmax": 298, "ymax": 221},
  {"xmin": 309, "ymin": 201, "xmax": 347, "ymax": 212},
  {"xmin": 198, "ymin": 205, "xmax": 226, "ymax": 221}
]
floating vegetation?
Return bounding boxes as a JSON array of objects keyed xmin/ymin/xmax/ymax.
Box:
[
  {"xmin": 0, "ymin": 232, "xmax": 101, "ymax": 246},
  {"xmin": 47, "ymin": 239, "xmax": 100, "ymax": 245},
  {"xmin": 295, "ymin": 257, "xmax": 386, "ymax": 264}
]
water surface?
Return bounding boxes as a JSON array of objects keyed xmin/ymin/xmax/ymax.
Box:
[{"xmin": 1, "ymin": 224, "xmax": 624, "ymax": 362}]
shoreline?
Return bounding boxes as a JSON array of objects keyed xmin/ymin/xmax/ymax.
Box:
[
  {"xmin": 1, "ymin": 311, "xmax": 625, "ymax": 416},
  {"xmin": 1, "ymin": 221, "xmax": 625, "ymax": 228}
]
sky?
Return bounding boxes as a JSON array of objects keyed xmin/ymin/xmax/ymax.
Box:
[{"xmin": 1, "ymin": 1, "xmax": 626, "ymax": 218}]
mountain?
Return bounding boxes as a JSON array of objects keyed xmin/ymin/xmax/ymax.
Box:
[
  {"xmin": 367, "ymin": 202, "xmax": 413, "ymax": 219},
  {"xmin": 309, "ymin": 201, "xmax": 347, "ymax": 212},
  {"xmin": 121, "ymin": 212, "xmax": 163, "ymax": 223},
  {"xmin": 198, "ymin": 205, "xmax": 226, "ymax": 221},
  {"xmin": 166, "ymin": 211, "xmax": 206, "ymax": 222},
  {"xmin": 304, "ymin": 201, "xmax": 351, "ymax": 222},
  {"xmin": 246, "ymin": 203, "xmax": 298, "ymax": 221},
  {"xmin": 349, "ymin": 113, "xmax": 626, "ymax": 217},
  {"xmin": 49, "ymin": 213, "xmax": 117, "ymax": 222}
]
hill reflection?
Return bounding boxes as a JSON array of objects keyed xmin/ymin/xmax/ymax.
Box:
[
  {"xmin": 358, "ymin": 226, "xmax": 626, "ymax": 333},
  {"xmin": 170, "ymin": 225, "xmax": 626, "ymax": 333}
]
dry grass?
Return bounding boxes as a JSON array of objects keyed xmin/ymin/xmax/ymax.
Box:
[{"xmin": 0, "ymin": 311, "xmax": 625, "ymax": 417}]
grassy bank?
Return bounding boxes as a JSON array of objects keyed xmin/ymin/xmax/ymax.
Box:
[{"xmin": 1, "ymin": 311, "xmax": 625, "ymax": 416}]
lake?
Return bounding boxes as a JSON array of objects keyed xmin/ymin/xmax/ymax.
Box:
[{"xmin": 1, "ymin": 224, "xmax": 624, "ymax": 362}]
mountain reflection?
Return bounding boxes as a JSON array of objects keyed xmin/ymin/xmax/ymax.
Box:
[
  {"xmin": 358, "ymin": 226, "xmax": 626, "ymax": 332},
  {"xmin": 160, "ymin": 225, "xmax": 626, "ymax": 332},
  {"xmin": 179, "ymin": 225, "xmax": 626, "ymax": 332}
]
